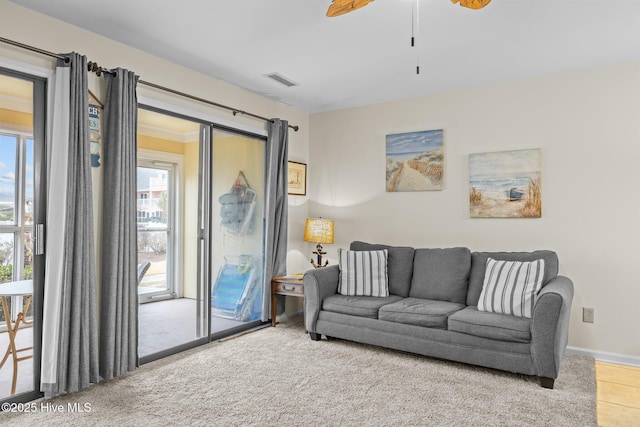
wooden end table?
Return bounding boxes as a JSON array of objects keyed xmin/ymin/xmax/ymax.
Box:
[{"xmin": 271, "ymin": 275, "xmax": 304, "ymax": 327}]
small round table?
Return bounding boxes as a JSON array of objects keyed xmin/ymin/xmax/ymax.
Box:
[{"xmin": 0, "ymin": 279, "xmax": 33, "ymax": 395}]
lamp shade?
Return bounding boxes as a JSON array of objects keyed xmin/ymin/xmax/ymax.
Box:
[{"xmin": 303, "ymin": 218, "xmax": 334, "ymax": 244}]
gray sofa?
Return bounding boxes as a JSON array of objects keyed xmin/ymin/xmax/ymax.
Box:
[{"xmin": 303, "ymin": 241, "xmax": 574, "ymax": 388}]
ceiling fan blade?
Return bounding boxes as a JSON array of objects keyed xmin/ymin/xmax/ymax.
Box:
[
  {"xmin": 451, "ymin": 0, "xmax": 492, "ymax": 10},
  {"xmin": 327, "ymin": 0, "xmax": 375, "ymax": 17}
]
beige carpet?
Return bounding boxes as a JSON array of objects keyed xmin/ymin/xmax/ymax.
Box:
[{"xmin": 2, "ymin": 317, "xmax": 596, "ymax": 426}]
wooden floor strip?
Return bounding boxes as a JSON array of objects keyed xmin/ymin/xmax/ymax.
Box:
[
  {"xmin": 596, "ymin": 361, "xmax": 640, "ymax": 427},
  {"xmin": 597, "ymin": 401, "xmax": 640, "ymax": 427},
  {"xmin": 597, "ymin": 381, "xmax": 640, "ymax": 408},
  {"xmin": 596, "ymin": 361, "xmax": 640, "ymax": 388}
]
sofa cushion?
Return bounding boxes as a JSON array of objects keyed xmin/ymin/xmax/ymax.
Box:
[
  {"xmin": 409, "ymin": 247, "xmax": 471, "ymax": 304},
  {"xmin": 338, "ymin": 249, "xmax": 389, "ymax": 297},
  {"xmin": 448, "ymin": 306, "xmax": 532, "ymax": 343},
  {"xmin": 350, "ymin": 241, "xmax": 414, "ymax": 297},
  {"xmin": 378, "ymin": 297, "xmax": 465, "ymax": 329},
  {"xmin": 467, "ymin": 251, "xmax": 559, "ymax": 306},
  {"xmin": 477, "ymin": 258, "xmax": 545, "ymax": 318},
  {"xmin": 322, "ymin": 294, "xmax": 403, "ymax": 318}
]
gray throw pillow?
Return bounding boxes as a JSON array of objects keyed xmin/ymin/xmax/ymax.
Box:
[{"xmin": 409, "ymin": 247, "xmax": 471, "ymax": 304}]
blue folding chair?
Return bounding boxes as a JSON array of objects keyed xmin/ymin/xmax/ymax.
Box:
[{"xmin": 211, "ymin": 256, "xmax": 261, "ymax": 321}]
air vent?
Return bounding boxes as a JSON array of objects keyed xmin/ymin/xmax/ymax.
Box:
[{"xmin": 265, "ymin": 72, "xmax": 298, "ymax": 87}]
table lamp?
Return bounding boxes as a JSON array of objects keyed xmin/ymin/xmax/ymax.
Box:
[{"xmin": 303, "ymin": 217, "xmax": 334, "ymax": 268}]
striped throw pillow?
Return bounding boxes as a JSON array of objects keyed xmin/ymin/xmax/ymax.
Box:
[
  {"xmin": 477, "ymin": 258, "xmax": 545, "ymax": 318},
  {"xmin": 338, "ymin": 249, "xmax": 389, "ymax": 297}
]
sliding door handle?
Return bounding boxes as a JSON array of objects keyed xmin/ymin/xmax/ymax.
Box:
[{"xmin": 35, "ymin": 223, "xmax": 45, "ymax": 255}]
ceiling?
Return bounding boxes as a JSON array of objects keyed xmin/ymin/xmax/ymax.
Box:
[{"xmin": 9, "ymin": 0, "xmax": 640, "ymax": 113}]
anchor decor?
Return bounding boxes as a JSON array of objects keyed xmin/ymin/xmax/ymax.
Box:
[{"xmin": 311, "ymin": 243, "xmax": 329, "ymax": 268}]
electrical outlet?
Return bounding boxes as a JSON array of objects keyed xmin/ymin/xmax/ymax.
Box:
[{"xmin": 583, "ymin": 307, "xmax": 594, "ymax": 323}]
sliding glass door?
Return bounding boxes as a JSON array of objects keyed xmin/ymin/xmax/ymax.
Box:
[
  {"xmin": 0, "ymin": 68, "xmax": 46, "ymax": 403},
  {"xmin": 210, "ymin": 128, "xmax": 265, "ymax": 337},
  {"xmin": 137, "ymin": 108, "xmax": 208, "ymax": 359},
  {"xmin": 137, "ymin": 106, "xmax": 267, "ymax": 360}
]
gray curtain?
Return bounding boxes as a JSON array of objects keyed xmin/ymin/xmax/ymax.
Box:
[
  {"xmin": 263, "ymin": 119, "xmax": 289, "ymax": 322},
  {"xmin": 100, "ymin": 68, "xmax": 139, "ymax": 380},
  {"xmin": 41, "ymin": 52, "xmax": 100, "ymax": 397}
]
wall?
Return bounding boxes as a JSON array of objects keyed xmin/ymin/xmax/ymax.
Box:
[
  {"xmin": 138, "ymin": 134, "xmax": 185, "ymax": 155},
  {"xmin": 0, "ymin": 1, "xmax": 310, "ymax": 314},
  {"xmin": 0, "ymin": 107, "xmax": 31, "ymax": 128},
  {"xmin": 309, "ymin": 63, "xmax": 640, "ymax": 361}
]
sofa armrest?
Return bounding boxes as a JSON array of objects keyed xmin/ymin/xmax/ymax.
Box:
[
  {"xmin": 530, "ymin": 275, "xmax": 574, "ymax": 380},
  {"xmin": 304, "ymin": 265, "xmax": 340, "ymax": 333}
]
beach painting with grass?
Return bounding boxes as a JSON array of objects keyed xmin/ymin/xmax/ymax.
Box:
[
  {"xmin": 469, "ymin": 149, "xmax": 541, "ymax": 218},
  {"xmin": 386, "ymin": 129, "xmax": 444, "ymax": 192}
]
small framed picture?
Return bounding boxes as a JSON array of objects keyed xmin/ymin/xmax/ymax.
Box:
[{"xmin": 288, "ymin": 161, "xmax": 307, "ymax": 196}]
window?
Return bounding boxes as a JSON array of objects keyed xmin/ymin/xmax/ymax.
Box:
[
  {"xmin": 0, "ymin": 132, "xmax": 34, "ymax": 326},
  {"xmin": 137, "ymin": 155, "xmax": 180, "ymax": 303}
]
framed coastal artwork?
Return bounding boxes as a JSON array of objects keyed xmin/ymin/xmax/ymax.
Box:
[
  {"xmin": 386, "ymin": 129, "xmax": 444, "ymax": 192},
  {"xmin": 287, "ymin": 161, "xmax": 307, "ymax": 196},
  {"xmin": 468, "ymin": 148, "xmax": 542, "ymax": 218}
]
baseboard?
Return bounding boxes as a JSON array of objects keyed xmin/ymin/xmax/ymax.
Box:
[{"xmin": 566, "ymin": 346, "xmax": 640, "ymax": 367}]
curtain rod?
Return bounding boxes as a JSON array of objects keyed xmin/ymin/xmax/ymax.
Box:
[
  {"xmin": 0, "ymin": 36, "xmax": 64, "ymax": 61},
  {"xmin": 0, "ymin": 36, "xmax": 299, "ymax": 132},
  {"xmin": 138, "ymin": 79, "xmax": 299, "ymax": 131}
]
